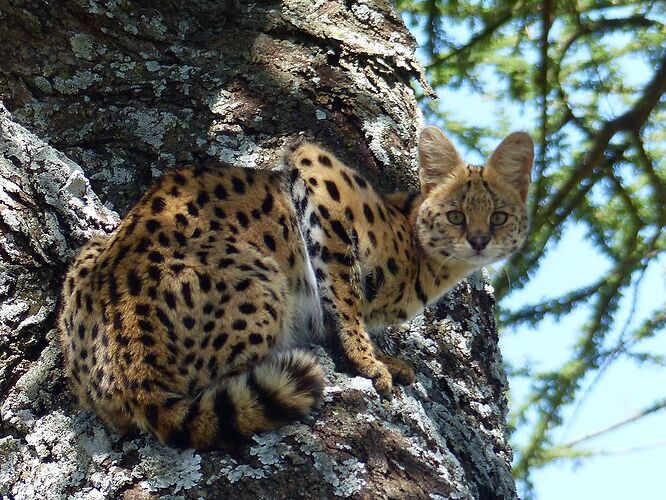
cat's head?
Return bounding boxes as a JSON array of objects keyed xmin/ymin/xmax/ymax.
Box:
[{"xmin": 416, "ymin": 126, "xmax": 533, "ymax": 266}]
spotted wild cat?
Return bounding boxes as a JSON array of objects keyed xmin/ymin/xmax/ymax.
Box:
[{"xmin": 58, "ymin": 126, "xmax": 533, "ymax": 449}]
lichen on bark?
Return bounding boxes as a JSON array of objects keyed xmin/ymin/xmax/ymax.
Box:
[{"xmin": 0, "ymin": 1, "xmax": 517, "ymax": 498}]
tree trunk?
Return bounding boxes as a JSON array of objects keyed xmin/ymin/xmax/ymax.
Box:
[{"xmin": 0, "ymin": 1, "xmax": 517, "ymax": 498}]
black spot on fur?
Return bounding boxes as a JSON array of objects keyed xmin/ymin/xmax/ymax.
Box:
[
  {"xmin": 197, "ymin": 191, "xmax": 210, "ymax": 207},
  {"xmin": 264, "ymin": 303, "xmax": 278, "ymax": 320},
  {"xmin": 227, "ymin": 342, "xmax": 245, "ymax": 363},
  {"xmin": 330, "ymin": 220, "xmax": 351, "ymax": 245},
  {"xmin": 219, "ymin": 258, "xmax": 234, "ymax": 268},
  {"xmin": 113, "ymin": 312, "xmax": 123, "ymax": 330},
  {"xmin": 213, "ymin": 333, "xmax": 228, "ymax": 350},
  {"xmin": 365, "ymin": 266, "xmax": 385, "ymax": 303},
  {"xmin": 175, "ymin": 213, "xmax": 188, "ymax": 227},
  {"xmin": 181, "ymin": 282, "xmax": 194, "ymax": 308},
  {"xmin": 170, "ymin": 263, "xmax": 185, "ymax": 274},
  {"xmin": 151, "ymin": 197, "xmax": 166, "ymax": 214},
  {"xmin": 146, "ymin": 219, "xmax": 161, "ymax": 233},
  {"xmin": 197, "ymin": 273, "xmax": 212, "ymax": 292},
  {"xmin": 344, "ymin": 207, "xmax": 354, "ymax": 221},
  {"xmin": 318, "ymin": 205, "xmax": 330, "ymax": 219},
  {"xmin": 363, "ymin": 204, "xmax": 375, "ymax": 224},
  {"xmin": 325, "ymin": 180, "xmax": 340, "ymax": 201},
  {"xmin": 127, "ymin": 270, "xmax": 142, "ymax": 295},
  {"xmin": 415, "ymin": 279, "xmax": 428, "ymax": 305},
  {"xmin": 164, "ymin": 291, "xmax": 177, "ymax": 309},
  {"xmin": 317, "ymin": 154, "xmax": 331, "ymax": 167},
  {"xmin": 236, "ymin": 211, "xmax": 249, "ymax": 228},
  {"xmin": 148, "ymin": 251, "xmax": 164, "ymax": 263},
  {"xmin": 214, "ymin": 184, "xmax": 228, "ymax": 199},
  {"xmin": 263, "ymin": 233, "xmax": 276, "ymax": 251},
  {"xmin": 262, "ymin": 193, "xmax": 274, "ymax": 215},
  {"xmin": 320, "ymin": 246, "xmax": 331, "ymax": 262},
  {"xmin": 158, "ymin": 232, "xmax": 170, "ymax": 246},
  {"xmin": 174, "ymin": 231, "xmax": 187, "ymax": 246},
  {"xmin": 239, "ymin": 303, "xmax": 257, "ymax": 314},
  {"xmin": 353, "ymin": 174, "xmax": 368, "ymax": 189},
  {"xmin": 148, "ymin": 265, "xmax": 161, "ymax": 281},
  {"xmin": 333, "ymin": 252, "xmax": 353, "ymax": 266},
  {"xmin": 231, "ymin": 176, "xmax": 246, "ymax": 194},
  {"xmin": 235, "ymin": 279, "xmax": 251, "ymax": 291},
  {"xmin": 156, "ymin": 307, "xmax": 173, "ymax": 328}
]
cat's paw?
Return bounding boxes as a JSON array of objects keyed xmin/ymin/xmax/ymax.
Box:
[
  {"xmin": 383, "ymin": 356, "xmax": 415, "ymax": 386},
  {"xmin": 366, "ymin": 362, "xmax": 393, "ymax": 399}
]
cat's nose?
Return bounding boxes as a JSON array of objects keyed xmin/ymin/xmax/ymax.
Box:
[{"xmin": 467, "ymin": 233, "xmax": 490, "ymax": 251}]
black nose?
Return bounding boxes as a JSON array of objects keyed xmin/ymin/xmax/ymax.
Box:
[{"xmin": 467, "ymin": 233, "xmax": 490, "ymax": 251}]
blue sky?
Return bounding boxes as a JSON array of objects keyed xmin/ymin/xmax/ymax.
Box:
[{"xmin": 404, "ymin": 10, "xmax": 666, "ymax": 499}]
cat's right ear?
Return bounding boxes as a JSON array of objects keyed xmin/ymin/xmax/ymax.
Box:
[
  {"xmin": 418, "ymin": 126, "xmax": 463, "ymax": 196},
  {"xmin": 487, "ymin": 132, "xmax": 533, "ymax": 202}
]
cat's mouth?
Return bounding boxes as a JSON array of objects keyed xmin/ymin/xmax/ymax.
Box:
[{"xmin": 464, "ymin": 247, "xmax": 499, "ymax": 264}]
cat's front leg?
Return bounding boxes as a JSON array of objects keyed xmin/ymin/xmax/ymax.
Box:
[
  {"xmin": 335, "ymin": 320, "xmax": 394, "ymax": 398},
  {"xmin": 317, "ymin": 272, "xmax": 394, "ymax": 397}
]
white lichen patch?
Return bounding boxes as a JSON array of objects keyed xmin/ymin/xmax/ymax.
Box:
[
  {"xmin": 1, "ymin": 410, "xmax": 131, "ymax": 499},
  {"xmin": 291, "ymin": 427, "xmax": 366, "ymax": 497},
  {"xmin": 70, "ymin": 33, "xmax": 96, "ymax": 60},
  {"xmin": 250, "ymin": 430, "xmax": 293, "ymax": 467},
  {"xmin": 145, "ymin": 60, "xmax": 161, "ymax": 72},
  {"xmin": 134, "ymin": 442, "xmax": 202, "ymax": 493},
  {"xmin": 218, "ymin": 460, "xmax": 267, "ymax": 483},
  {"xmin": 129, "ymin": 108, "xmax": 178, "ymax": 149},
  {"xmin": 52, "ymin": 70, "xmax": 102, "ymax": 95},
  {"xmin": 207, "ymin": 134, "xmax": 266, "ymax": 169},
  {"xmin": 361, "ymin": 115, "xmax": 395, "ymax": 166}
]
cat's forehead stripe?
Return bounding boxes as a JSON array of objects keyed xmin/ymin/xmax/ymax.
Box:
[{"xmin": 466, "ymin": 164, "xmax": 484, "ymax": 177}]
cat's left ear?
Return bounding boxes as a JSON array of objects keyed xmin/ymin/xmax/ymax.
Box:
[
  {"xmin": 487, "ymin": 132, "xmax": 533, "ymax": 202},
  {"xmin": 418, "ymin": 126, "xmax": 464, "ymax": 196}
]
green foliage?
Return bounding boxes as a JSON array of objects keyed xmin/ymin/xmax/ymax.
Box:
[{"xmin": 395, "ymin": 0, "xmax": 666, "ymax": 496}]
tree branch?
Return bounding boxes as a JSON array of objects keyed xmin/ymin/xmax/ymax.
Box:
[
  {"xmin": 563, "ymin": 397, "xmax": 666, "ymax": 448},
  {"xmin": 541, "ymin": 49, "xmax": 666, "ymax": 222}
]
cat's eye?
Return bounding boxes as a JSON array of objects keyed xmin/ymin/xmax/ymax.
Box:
[
  {"xmin": 446, "ymin": 211, "xmax": 465, "ymax": 225},
  {"xmin": 490, "ymin": 211, "xmax": 508, "ymax": 226}
]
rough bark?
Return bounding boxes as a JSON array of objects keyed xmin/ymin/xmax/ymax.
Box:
[{"xmin": 0, "ymin": 1, "xmax": 517, "ymax": 498}]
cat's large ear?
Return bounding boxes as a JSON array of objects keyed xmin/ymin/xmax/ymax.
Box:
[
  {"xmin": 418, "ymin": 126, "xmax": 464, "ymax": 196},
  {"xmin": 487, "ymin": 132, "xmax": 533, "ymax": 201}
]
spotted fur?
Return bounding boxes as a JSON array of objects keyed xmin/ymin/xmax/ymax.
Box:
[{"xmin": 58, "ymin": 126, "xmax": 533, "ymax": 449}]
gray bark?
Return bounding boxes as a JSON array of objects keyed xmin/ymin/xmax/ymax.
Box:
[{"xmin": 0, "ymin": 1, "xmax": 517, "ymax": 498}]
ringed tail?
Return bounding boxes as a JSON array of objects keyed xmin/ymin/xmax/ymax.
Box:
[{"xmin": 137, "ymin": 350, "xmax": 324, "ymax": 449}]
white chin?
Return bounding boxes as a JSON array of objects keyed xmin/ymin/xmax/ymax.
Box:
[{"xmin": 466, "ymin": 252, "xmax": 495, "ymax": 265}]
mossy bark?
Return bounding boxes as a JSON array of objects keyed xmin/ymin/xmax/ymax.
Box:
[{"xmin": 0, "ymin": 1, "xmax": 516, "ymax": 498}]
